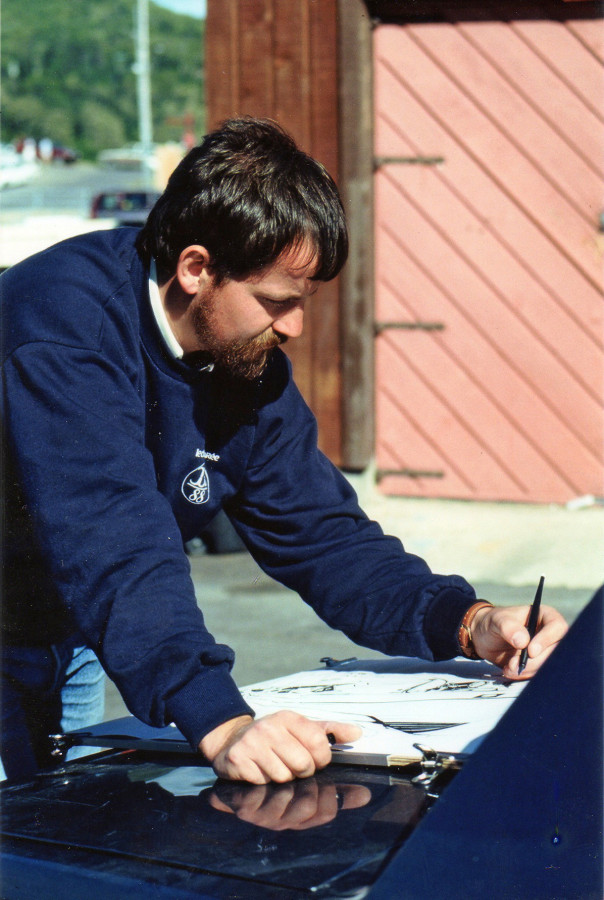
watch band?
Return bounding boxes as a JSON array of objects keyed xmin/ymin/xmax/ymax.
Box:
[{"xmin": 458, "ymin": 601, "xmax": 493, "ymax": 660}]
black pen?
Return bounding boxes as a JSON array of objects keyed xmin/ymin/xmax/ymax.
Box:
[{"xmin": 518, "ymin": 575, "xmax": 545, "ymax": 674}]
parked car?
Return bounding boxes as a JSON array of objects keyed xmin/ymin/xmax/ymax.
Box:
[
  {"xmin": 13, "ymin": 138, "xmax": 79, "ymax": 164},
  {"xmin": 90, "ymin": 190, "xmax": 161, "ymax": 226},
  {"xmin": 49, "ymin": 144, "xmax": 79, "ymax": 164},
  {"xmin": 97, "ymin": 144, "xmax": 158, "ymax": 172}
]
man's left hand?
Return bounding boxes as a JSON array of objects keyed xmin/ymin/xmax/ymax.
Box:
[{"xmin": 470, "ymin": 604, "xmax": 568, "ymax": 679}]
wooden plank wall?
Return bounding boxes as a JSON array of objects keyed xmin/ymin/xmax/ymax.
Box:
[
  {"xmin": 205, "ymin": 0, "xmax": 342, "ymax": 463},
  {"xmin": 373, "ymin": 2, "xmax": 604, "ymax": 502},
  {"xmin": 338, "ymin": 0, "xmax": 376, "ymax": 470}
]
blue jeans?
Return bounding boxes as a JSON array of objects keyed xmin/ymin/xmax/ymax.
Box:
[{"xmin": 0, "ymin": 640, "xmax": 105, "ymax": 781}]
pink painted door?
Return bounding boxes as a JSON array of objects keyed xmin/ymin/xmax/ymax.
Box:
[{"xmin": 374, "ymin": 13, "xmax": 603, "ymax": 503}]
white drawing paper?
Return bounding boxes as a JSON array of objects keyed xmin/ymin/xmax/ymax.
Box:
[{"xmin": 241, "ymin": 658, "xmax": 528, "ymax": 761}]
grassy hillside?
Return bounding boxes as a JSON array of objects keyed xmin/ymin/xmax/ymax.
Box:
[{"xmin": 1, "ymin": 0, "xmax": 205, "ymax": 158}]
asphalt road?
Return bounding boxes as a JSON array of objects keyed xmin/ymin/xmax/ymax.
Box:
[
  {"xmin": 1, "ymin": 159, "xmax": 155, "ymax": 216},
  {"xmin": 0, "ymin": 160, "xmax": 159, "ymax": 268}
]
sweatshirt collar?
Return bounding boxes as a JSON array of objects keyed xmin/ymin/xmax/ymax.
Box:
[
  {"xmin": 148, "ymin": 259, "xmax": 215, "ymax": 373},
  {"xmin": 148, "ymin": 259, "xmax": 185, "ymax": 359}
]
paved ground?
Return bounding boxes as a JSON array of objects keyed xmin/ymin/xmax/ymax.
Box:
[{"xmin": 105, "ymin": 481, "xmax": 603, "ymax": 719}]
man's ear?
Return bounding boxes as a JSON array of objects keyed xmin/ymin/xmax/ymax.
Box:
[{"xmin": 175, "ymin": 245, "xmax": 212, "ymax": 296}]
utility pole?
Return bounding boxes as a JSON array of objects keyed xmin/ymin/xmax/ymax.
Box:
[{"xmin": 135, "ymin": 0, "xmax": 153, "ymax": 176}]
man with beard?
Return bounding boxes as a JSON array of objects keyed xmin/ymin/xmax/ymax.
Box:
[{"xmin": 1, "ymin": 118, "xmax": 567, "ymax": 784}]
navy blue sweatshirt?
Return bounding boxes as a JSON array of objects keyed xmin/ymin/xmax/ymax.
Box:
[{"xmin": 1, "ymin": 228, "xmax": 476, "ymax": 749}]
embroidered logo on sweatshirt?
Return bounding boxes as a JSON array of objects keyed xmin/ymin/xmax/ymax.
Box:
[
  {"xmin": 181, "ymin": 449, "xmax": 220, "ymax": 505},
  {"xmin": 182, "ymin": 463, "xmax": 210, "ymax": 504}
]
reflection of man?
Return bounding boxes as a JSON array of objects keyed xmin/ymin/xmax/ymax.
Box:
[
  {"xmin": 0, "ymin": 757, "xmax": 425, "ymax": 893},
  {"xmin": 209, "ymin": 776, "xmax": 372, "ymax": 832},
  {"xmin": 1, "ymin": 117, "xmax": 567, "ymax": 784}
]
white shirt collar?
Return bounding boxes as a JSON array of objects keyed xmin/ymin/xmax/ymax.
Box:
[{"xmin": 148, "ymin": 259, "xmax": 185, "ymax": 359}]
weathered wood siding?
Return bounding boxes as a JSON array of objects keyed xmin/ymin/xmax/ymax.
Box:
[
  {"xmin": 205, "ymin": 0, "xmax": 343, "ymax": 463},
  {"xmin": 373, "ymin": 5, "xmax": 604, "ymax": 502}
]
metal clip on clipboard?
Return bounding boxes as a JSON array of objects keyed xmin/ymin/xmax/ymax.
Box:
[
  {"xmin": 49, "ymin": 733, "xmax": 72, "ymax": 760},
  {"xmin": 411, "ymin": 743, "xmax": 465, "ymax": 797}
]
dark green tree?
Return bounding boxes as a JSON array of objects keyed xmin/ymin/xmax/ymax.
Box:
[{"xmin": 1, "ymin": 0, "xmax": 205, "ymax": 158}]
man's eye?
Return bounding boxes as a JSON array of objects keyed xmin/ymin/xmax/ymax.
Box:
[{"xmin": 262, "ymin": 297, "xmax": 287, "ymax": 308}]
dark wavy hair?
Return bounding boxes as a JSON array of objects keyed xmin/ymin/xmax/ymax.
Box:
[{"xmin": 136, "ymin": 117, "xmax": 348, "ymax": 285}]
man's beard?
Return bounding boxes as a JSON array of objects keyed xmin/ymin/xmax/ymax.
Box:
[{"xmin": 191, "ymin": 286, "xmax": 284, "ymax": 380}]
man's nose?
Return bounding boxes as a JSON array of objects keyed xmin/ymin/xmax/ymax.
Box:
[{"xmin": 272, "ymin": 304, "xmax": 304, "ymax": 339}]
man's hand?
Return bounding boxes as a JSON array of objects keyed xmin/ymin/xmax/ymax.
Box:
[
  {"xmin": 470, "ymin": 604, "xmax": 568, "ymax": 679},
  {"xmin": 208, "ymin": 776, "xmax": 371, "ymax": 831},
  {"xmin": 199, "ymin": 710, "xmax": 362, "ymax": 784}
]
